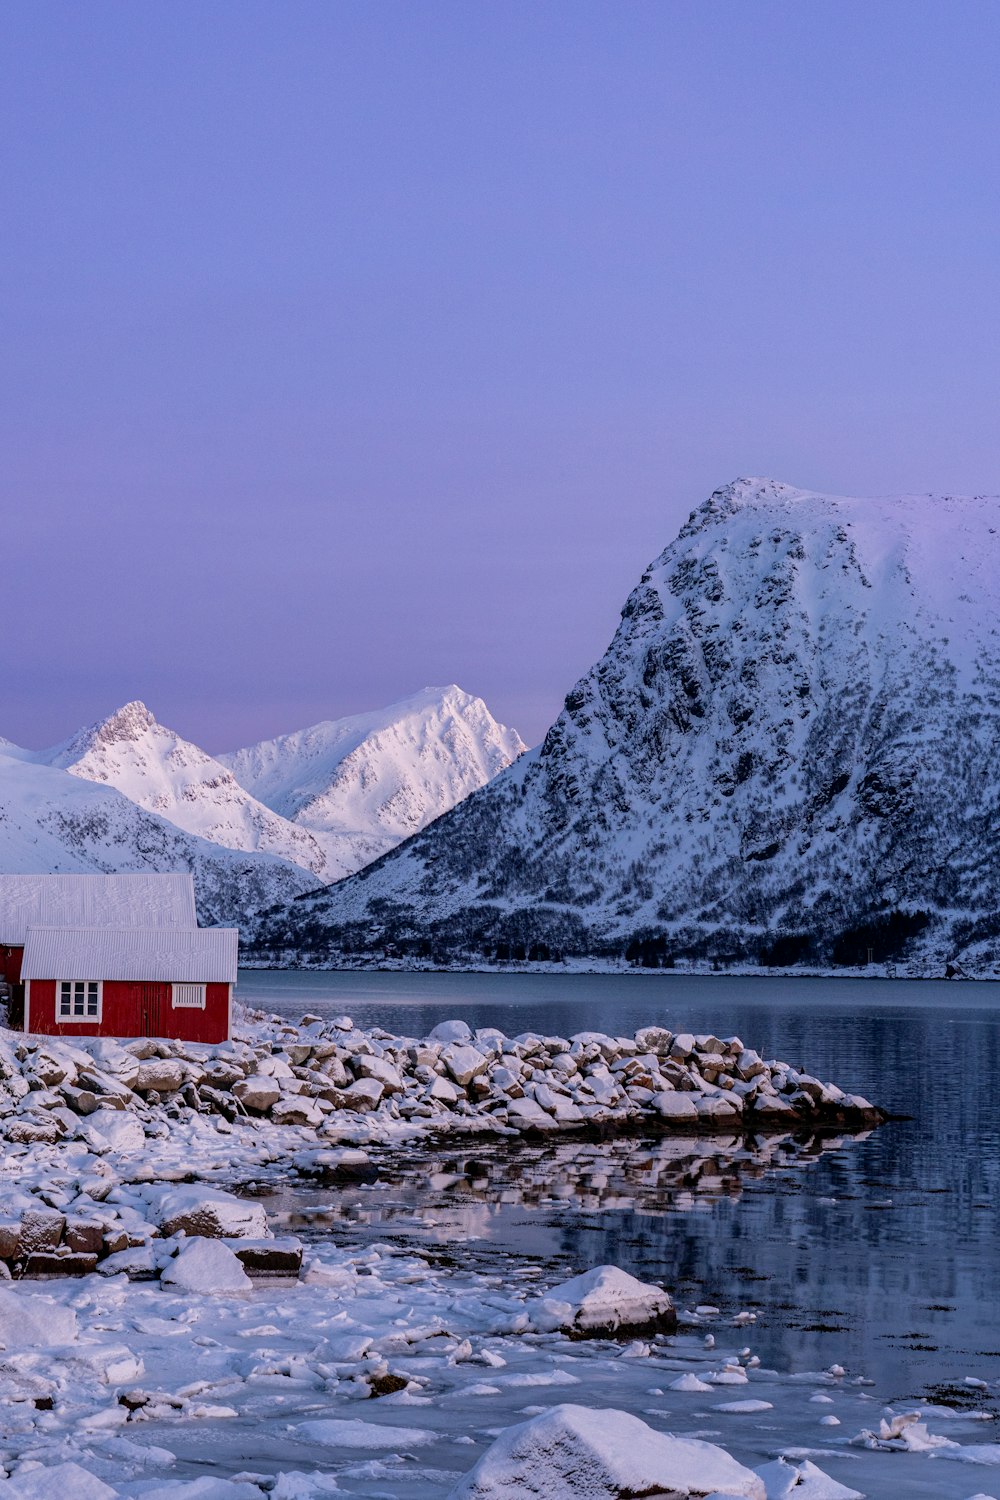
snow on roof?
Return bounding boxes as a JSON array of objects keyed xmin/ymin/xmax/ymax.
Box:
[
  {"xmin": 0, "ymin": 874, "xmax": 197, "ymax": 945},
  {"xmin": 21, "ymin": 926, "xmax": 238, "ymax": 984}
]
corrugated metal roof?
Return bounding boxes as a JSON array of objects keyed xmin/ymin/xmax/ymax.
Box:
[
  {"xmin": 21, "ymin": 925, "xmax": 237, "ymax": 983},
  {"xmin": 0, "ymin": 874, "xmax": 197, "ymax": 944}
]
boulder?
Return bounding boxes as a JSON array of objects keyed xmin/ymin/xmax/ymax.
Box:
[
  {"xmin": 446, "ymin": 1403, "xmax": 765, "ymax": 1498},
  {"xmin": 442, "ymin": 1044, "xmax": 489, "ymax": 1087},
  {"xmin": 160, "ymin": 1237, "xmax": 252, "ymax": 1297},
  {"xmin": 157, "ymin": 1186, "xmax": 269, "ymax": 1240},
  {"xmin": 82, "ymin": 1109, "xmax": 145, "ymax": 1155},
  {"xmin": 232, "ymin": 1074, "xmax": 281, "ymax": 1113},
  {"xmin": 227, "ymin": 1236, "xmax": 303, "ymax": 1277},
  {"xmin": 651, "ymin": 1090, "xmax": 699, "ymax": 1121},
  {"xmin": 271, "ymin": 1095, "xmax": 325, "ymax": 1127},
  {"xmin": 133, "ymin": 1057, "xmax": 187, "ymax": 1095},
  {"xmin": 428, "ymin": 1019, "xmax": 473, "ymax": 1045},
  {"xmin": 531, "ymin": 1265, "xmax": 676, "ymax": 1338},
  {"xmin": 356, "ymin": 1055, "xmax": 404, "ymax": 1092},
  {"xmin": 332, "ymin": 1078, "xmax": 384, "ymax": 1112}
]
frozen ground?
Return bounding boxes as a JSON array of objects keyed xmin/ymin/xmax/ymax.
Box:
[{"xmin": 0, "ymin": 1006, "xmax": 990, "ymax": 1496}]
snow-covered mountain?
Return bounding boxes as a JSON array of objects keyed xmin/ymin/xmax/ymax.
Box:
[
  {"xmin": 0, "ymin": 746, "xmax": 318, "ymax": 927},
  {"xmin": 248, "ymin": 479, "xmax": 1000, "ymax": 973},
  {"xmin": 37, "ymin": 701, "xmax": 332, "ymax": 878},
  {"xmin": 0, "ymin": 688, "xmax": 524, "ymax": 923},
  {"xmin": 220, "ymin": 686, "xmax": 526, "ymax": 881}
]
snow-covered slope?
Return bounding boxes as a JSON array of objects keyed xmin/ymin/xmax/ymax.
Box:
[
  {"xmin": 0, "ymin": 747, "xmax": 318, "ymax": 927},
  {"xmin": 249, "ymin": 479, "xmax": 1000, "ymax": 972},
  {"xmin": 37, "ymin": 701, "xmax": 332, "ymax": 878},
  {"xmin": 220, "ymin": 686, "xmax": 526, "ymax": 881}
]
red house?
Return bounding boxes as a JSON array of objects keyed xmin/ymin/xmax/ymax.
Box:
[{"xmin": 0, "ymin": 874, "xmax": 237, "ymax": 1044}]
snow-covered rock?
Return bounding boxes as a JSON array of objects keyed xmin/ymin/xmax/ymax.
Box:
[
  {"xmin": 446, "ymin": 1403, "xmax": 766, "ymax": 1497},
  {"xmin": 255, "ymin": 478, "xmax": 1000, "ymax": 971},
  {"xmin": 81, "ymin": 1109, "xmax": 145, "ymax": 1155},
  {"xmin": 531, "ymin": 1266, "xmax": 676, "ymax": 1338},
  {"xmin": 160, "ymin": 1237, "xmax": 253, "ymax": 1296},
  {"xmin": 154, "ymin": 1186, "xmax": 269, "ymax": 1240}
]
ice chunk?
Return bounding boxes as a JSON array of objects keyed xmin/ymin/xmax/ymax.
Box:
[
  {"xmin": 296, "ymin": 1417, "xmax": 435, "ymax": 1448},
  {"xmin": 160, "ymin": 1238, "xmax": 252, "ymax": 1297},
  {"xmin": 756, "ymin": 1458, "xmax": 863, "ymax": 1498},
  {"xmin": 0, "ymin": 1463, "xmax": 116, "ymax": 1499},
  {"xmin": 446, "ymin": 1403, "xmax": 766, "ymax": 1497},
  {"xmin": 0, "ymin": 1287, "xmax": 77, "ymax": 1349}
]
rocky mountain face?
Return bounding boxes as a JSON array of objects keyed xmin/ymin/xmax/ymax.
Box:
[
  {"xmin": 220, "ymin": 685, "xmax": 527, "ymax": 881},
  {"xmin": 0, "ymin": 688, "xmax": 524, "ymax": 927},
  {"xmin": 248, "ymin": 479, "xmax": 1000, "ymax": 973}
]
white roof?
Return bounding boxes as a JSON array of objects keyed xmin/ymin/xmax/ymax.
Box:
[
  {"xmin": 0, "ymin": 874, "xmax": 197, "ymax": 945},
  {"xmin": 21, "ymin": 926, "xmax": 238, "ymax": 984}
]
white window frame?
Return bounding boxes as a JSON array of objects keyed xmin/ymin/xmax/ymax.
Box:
[
  {"xmin": 57, "ymin": 979, "xmax": 102, "ymax": 1024},
  {"xmin": 172, "ymin": 982, "xmax": 206, "ymax": 1010}
]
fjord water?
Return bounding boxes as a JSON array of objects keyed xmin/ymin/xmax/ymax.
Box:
[{"xmin": 238, "ymin": 970, "xmax": 1000, "ymax": 1403}]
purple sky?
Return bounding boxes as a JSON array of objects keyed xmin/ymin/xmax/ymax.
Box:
[{"xmin": 4, "ymin": 2, "xmax": 1000, "ymax": 752}]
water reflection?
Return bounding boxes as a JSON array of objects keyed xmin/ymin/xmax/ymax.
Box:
[{"xmin": 243, "ymin": 971, "xmax": 1000, "ymax": 1403}]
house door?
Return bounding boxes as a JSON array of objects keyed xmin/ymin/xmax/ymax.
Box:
[{"xmin": 140, "ymin": 983, "xmax": 164, "ymax": 1038}]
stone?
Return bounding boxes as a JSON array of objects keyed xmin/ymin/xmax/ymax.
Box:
[
  {"xmin": 64, "ymin": 1220, "xmax": 106, "ymax": 1255},
  {"xmin": 19, "ymin": 1210, "xmax": 65, "ymax": 1254},
  {"xmin": 532, "ymin": 1266, "xmax": 677, "ymax": 1339},
  {"xmin": 271, "ymin": 1095, "xmax": 325, "ymax": 1127},
  {"xmin": 60, "ymin": 1085, "xmax": 98, "ymax": 1115},
  {"xmin": 22, "ymin": 1251, "xmax": 99, "ymax": 1278},
  {"xmin": 82, "ymin": 1109, "xmax": 145, "ymax": 1155},
  {"xmin": 232, "ymin": 1074, "xmax": 281, "ymax": 1113},
  {"xmin": 6, "ymin": 1117, "xmax": 63, "ymax": 1145},
  {"xmin": 445, "ymin": 1403, "xmax": 765, "ymax": 1499},
  {"xmin": 133, "ymin": 1057, "xmax": 186, "ymax": 1095},
  {"xmin": 651, "ymin": 1090, "xmax": 699, "ymax": 1121},
  {"xmin": 331, "ymin": 1078, "xmax": 385, "ymax": 1112},
  {"xmin": 442, "ymin": 1044, "xmax": 489, "ymax": 1087},
  {"xmin": 428, "ymin": 1019, "xmax": 473, "ymax": 1045},
  {"xmin": 227, "ymin": 1236, "xmax": 303, "ymax": 1277},
  {"xmin": 158, "ymin": 1186, "xmax": 268, "ymax": 1240},
  {"xmin": 356, "ymin": 1055, "xmax": 403, "ymax": 1092}
]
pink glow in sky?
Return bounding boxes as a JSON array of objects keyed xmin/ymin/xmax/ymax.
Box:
[{"xmin": 3, "ymin": 2, "xmax": 1000, "ymax": 750}]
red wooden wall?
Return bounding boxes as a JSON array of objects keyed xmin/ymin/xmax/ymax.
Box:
[
  {"xmin": 25, "ymin": 980, "xmax": 231, "ymax": 1043},
  {"xmin": 0, "ymin": 947, "xmax": 23, "ymax": 985}
]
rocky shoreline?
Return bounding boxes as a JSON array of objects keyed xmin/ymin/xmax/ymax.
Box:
[{"xmin": 0, "ymin": 1006, "xmax": 882, "ymax": 1283}]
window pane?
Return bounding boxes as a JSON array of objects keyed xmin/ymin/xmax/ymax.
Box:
[
  {"xmin": 87, "ymin": 983, "xmax": 98, "ymax": 1017},
  {"xmin": 59, "ymin": 982, "xmax": 71, "ymax": 1017}
]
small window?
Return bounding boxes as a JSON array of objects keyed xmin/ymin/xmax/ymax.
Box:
[
  {"xmin": 58, "ymin": 980, "xmax": 100, "ymax": 1022},
  {"xmin": 172, "ymin": 983, "xmax": 206, "ymax": 1010}
]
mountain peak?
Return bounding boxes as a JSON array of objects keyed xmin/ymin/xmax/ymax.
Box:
[
  {"xmin": 92, "ymin": 701, "xmax": 158, "ymax": 744},
  {"xmin": 678, "ymin": 477, "xmax": 807, "ymax": 539}
]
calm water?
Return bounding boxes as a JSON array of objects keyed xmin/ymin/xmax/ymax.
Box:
[{"xmin": 238, "ymin": 969, "xmax": 1000, "ymax": 1403}]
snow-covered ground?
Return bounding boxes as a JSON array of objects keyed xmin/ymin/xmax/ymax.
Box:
[{"xmin": 0, "ymin": 1007, "xmax": 990, "ymax": 1495}]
